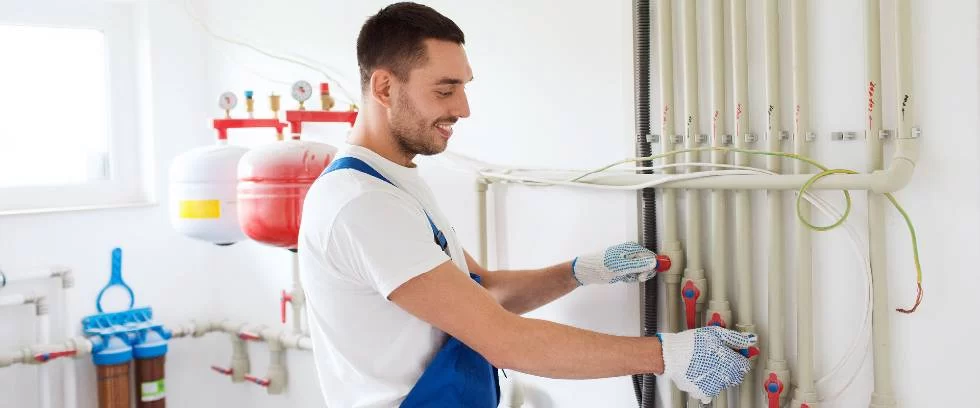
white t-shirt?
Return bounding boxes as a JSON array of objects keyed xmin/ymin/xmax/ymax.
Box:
[{"xmin": 298, "ymin": 144, "xmax": 471, "ymax": 408}]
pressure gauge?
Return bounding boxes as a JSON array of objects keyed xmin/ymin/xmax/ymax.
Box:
[
  {"xmin": 218, "ymin": 92, "xmax": 238, "ymax": 110},
  {"xmin": 291, "ymin": 80, "xmax": 313, "ymax": 102}
]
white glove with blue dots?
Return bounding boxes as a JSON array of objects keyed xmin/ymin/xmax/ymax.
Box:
[
  {"xmin": 571, "ymin": 242, "xmax": 670, "ymax": 286},
  {"xmin": 657, "ymin": 327, "xmax": 758, "ymax": 404}
]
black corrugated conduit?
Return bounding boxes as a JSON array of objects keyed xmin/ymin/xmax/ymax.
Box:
[{"xmin": 632, "ymin": 0, "xmax": 658, "ymax": 407}]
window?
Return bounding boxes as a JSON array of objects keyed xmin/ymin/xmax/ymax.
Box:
[{"xmin": 0, "ymin": 0, "xmax": 151, "ymax": 214}]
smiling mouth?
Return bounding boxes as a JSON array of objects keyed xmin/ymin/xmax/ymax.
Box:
[{"xmin": 435, "ymin": 122, "xmax": 454, "ymax": 139}]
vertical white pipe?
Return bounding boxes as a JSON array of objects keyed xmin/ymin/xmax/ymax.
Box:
[
  {"xmin": 38, "ymin": 308, "xmax": 51, "ymax": 408},
  {"xmin": 681, "ymin": 1, "xmax": 705, "ymax": 406},
  {"xmin": 476, "ymin": 180, "xmax": 489, "ymax": 268},
  {"xmin": 62, "ymin": 281, "xmax": 77, "ymax": 408},
  {"xmin": 868, "ymin": 0, "xmax": 907, "ymax": 406},
  {"xmin": 791, "ymin": 0, "xmax": 819, "ymax": 406},
  {"xmin": 291, "ymin": 253, "xmax": 305, "ymax": 334},
  {"xmin": 764, "ymin": 0, "xmax": 791, "ymax": 405},
  {"xmin": 656, "ymin": 0, "xmax": 685, "ymax": 406},
  {"xmin": 707, "ymin": 0, "xmax": 730, "ymax": 406},
  {"xmin": 730, "ymin": 0, "xmax": 756, "ymax": 406}
]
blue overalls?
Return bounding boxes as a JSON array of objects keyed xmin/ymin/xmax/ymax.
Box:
[{"xmin": 321, "ymin": 157, "xmax": 500, "ymax": 408}]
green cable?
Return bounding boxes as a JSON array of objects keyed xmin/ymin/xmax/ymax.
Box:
[{"xmin": 574, "ymin": 146, "xmax": 923, "ymax": 313}]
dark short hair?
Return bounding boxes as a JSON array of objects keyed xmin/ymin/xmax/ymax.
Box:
[{"xmin": 356, "ymin": 2, "xmax": 465, "ymax": 93}]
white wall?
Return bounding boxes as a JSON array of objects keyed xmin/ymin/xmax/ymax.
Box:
[{"xmin": 0, "ymin": 0, "xmax": 977, "ymax": 408}]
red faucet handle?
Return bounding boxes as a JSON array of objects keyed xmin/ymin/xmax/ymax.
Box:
[
  {"xmin": 281, "ymin": 290, "xmax": 293, "ymax": 324},
  {"xmin": 244, "ymin": 374, "xmax": 271, "ymax": 387},
  {"xmin": 764, "ymin": 373, "xmax": 784, "ymax": 408},
  {"xmin": 211, "ymin": 365, "xmax": 233, "ymax": 376},
  {"xmin": 655, "ymin": 254, "xmax": 671, "ymax": 272},
  {"xmin": 681, "ymin": 281, "xmax": 701, "ymax": 330},
  {"xmin": 33, "ymin": 349, "xmax": 77, "ymax": 363}
]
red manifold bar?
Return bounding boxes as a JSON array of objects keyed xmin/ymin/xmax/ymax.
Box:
[
  {"xmin": 213, "ymin": 119, "xmax": 288, "ymax": 140},
  {"xmin": 285, "ymin": 110, "xmax": 358, "ymax": 135}
]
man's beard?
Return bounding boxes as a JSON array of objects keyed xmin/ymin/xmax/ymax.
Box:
[{"xmin": 390, "ymin": 92, "xmax": 450, "ymax": 157}]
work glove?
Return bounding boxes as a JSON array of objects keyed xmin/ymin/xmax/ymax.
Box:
[
  {"xmin": 658, "ymin": 327, "xmax": 758, "ymax": 404},
  {"xmin": 571, "ymin": 241, "xmax": 670, "ymax": 285}
]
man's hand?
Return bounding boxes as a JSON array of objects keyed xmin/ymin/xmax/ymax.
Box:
[
  {"xmin": 658, "ymin": 327, "xmax": 758, "ymax": 404},
  {"xmin": 571, "ymin": 242, "xmax": 670, "ymax": 286}
]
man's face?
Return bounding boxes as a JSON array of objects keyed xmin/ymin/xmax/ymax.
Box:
[{"xmin": 389, "ymin": 39, "xmax": 473, "ymax": 157}]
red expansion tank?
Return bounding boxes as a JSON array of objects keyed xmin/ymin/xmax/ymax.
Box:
[{"xmin": 236, "ymin": 139, "xmax": 337, "ymax": 249}]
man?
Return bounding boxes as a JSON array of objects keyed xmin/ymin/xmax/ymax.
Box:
[{"xmin": 298, "ymin": 3, "xmax": 757, "ymax": 407}]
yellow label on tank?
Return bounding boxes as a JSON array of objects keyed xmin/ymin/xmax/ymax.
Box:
[{"xmin": 179, "ymin": 200, "xmax": 221, "ymax": 219}]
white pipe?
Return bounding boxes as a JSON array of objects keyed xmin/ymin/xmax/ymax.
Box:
[
  {"xmin": 763, "ymin": 0, "xmax": 791, "ymax": 405},
  {"xmin": 730, "ymin": 0, "xmax": 756, "ymax": 406},
  {"xmin": 681, "ymin": 1, "xmax": 705, "ymax": 406},
  {"xmin": 37, "ymin": 309, "xmax": 51, "ymax": 408},
  {"xmin": 0, "ymin": 294, "xmax": 28, "ymax": 307},
  {"xmin": 482, "ymin": 140, "xmax": 917, "ymax": 192},
  {"xmin": 656, "ymin": 0, "xmax": 685, "ymax": 405},
  {"xmin": 0, "ymin": 267, "xmax": 62, "ymax": 286},
  {"xmin": 0, "ymin": 337, "xmax": 94, "ymax": 369},
  {"xmin": 290, "ymin": 253, "xmax": 305, "ymax": 335},
  {"xmin": 708, "ymin": 0, "xmax": 730, "ymax": 405},
  {"xmin": 791, "ymin": 0, "xmax": 819, "ymax": 406},
  {"xmin": 58, "ymin": 270, "xmax": 77, "ymax": 408},
  {"xmin": 869, "ymin": 0, "xmax": 910, "ymax": 406},
  {"xmin": 476, "ymin": 179, "xmax": 490, "ymax": 268}
]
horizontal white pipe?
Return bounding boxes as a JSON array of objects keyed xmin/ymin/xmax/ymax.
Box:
[
  {"xmin": 0, "ymin": 337, "xmax": 94, "ymax": 369},
  {"xmin": 168, "ymin": 319, "xmax": 312, "ymax": 351},
  {"xmin": 0, "ymin": 294, "xmax": 28, "ymax": 307},
  {"xmin": 0, "ymin": 267, "xmax": 70, "ymax": 286},
  {"xmin": 485, "ymin": 142, "xmax": 916, "ymax": 192}
]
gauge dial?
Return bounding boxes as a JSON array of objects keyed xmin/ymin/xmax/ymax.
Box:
[
  {"xmin": 218, "ymin": 92, "xmax": 238, "ymax": 110},
  {"xmin": 292, "ymin": 80, "xmax": 313, "ymax": 102}
]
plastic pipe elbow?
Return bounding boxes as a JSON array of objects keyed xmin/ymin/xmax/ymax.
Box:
[{"xmin": 870, "ymin": 138, "xmax": 918, "ymax": 194}]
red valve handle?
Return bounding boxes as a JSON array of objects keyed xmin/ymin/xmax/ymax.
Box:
[
  {"xmin": 682, "ymin": 281, "xmax": 701, "ymax": 329},
  {"xmin": 244, "ymin": 374, "xmax": 271, "ymax": 387},
  {"xmin": 655, "ymin": 255, "xmax": 672, "ymax": 272},
  {"xmin": 211, "ymin": 365, "xmax": 233, "ymax": 376},
  {"xmin": 33, "ymin": 350, "xmax": 76, "ymax": 363},
  {"xmin": 281, "ymin": 290, "xmax": 293, "ymax": 324},
  {"xmin": 739, "ymin": 346, "xmax": 761, "ymax": 360},
  {"xmin": 238, "ymin": 331, "xmax": 261, "ymax": 341},
  {"xmin": 764, "ymin": 373, "xmax": 784, "ymax": 408},
  {"xmin": 707, "ymin": 312, "xmax": 727, "ymax": 328},
  {"xmin": 801, "ymin": 404, "xmax": 811, "ymax": 408}
]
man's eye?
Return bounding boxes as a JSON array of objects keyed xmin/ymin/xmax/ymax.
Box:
[{"xmin": 436, "ymin": 91, "xmax": 453, "ymax": 97}]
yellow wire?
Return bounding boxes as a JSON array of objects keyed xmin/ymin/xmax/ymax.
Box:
[{"xmin": 571, "ymin": 146, "xmax": 924, "ymax": 313}]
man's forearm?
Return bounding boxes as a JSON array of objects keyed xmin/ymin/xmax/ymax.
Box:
[
  {"xmin": 489, "ymin": 315, "xmax": 664, "ymax": 379},
  {"xmin": 479, "ymin": 261, "xmax": 578, "ymax": 314}
]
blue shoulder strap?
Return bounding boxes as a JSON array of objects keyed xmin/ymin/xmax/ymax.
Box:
[{"xmin": 322, "ymin": 157, "xmax": 449, "ymax": 255}]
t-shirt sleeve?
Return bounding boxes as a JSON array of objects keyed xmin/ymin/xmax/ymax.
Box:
[{"xmin": 327, "ymin": 190, "xmax": 451, "ymax": 298}]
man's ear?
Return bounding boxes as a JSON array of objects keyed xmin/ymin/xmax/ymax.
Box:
[{"xmin": 370, "ymin": 69, "xmax": 393, "ymax": 108}]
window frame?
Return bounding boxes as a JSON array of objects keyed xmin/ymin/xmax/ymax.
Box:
[{"xmin": 0, "ymin": 0, "xmax": 154, "ymax": 215}]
